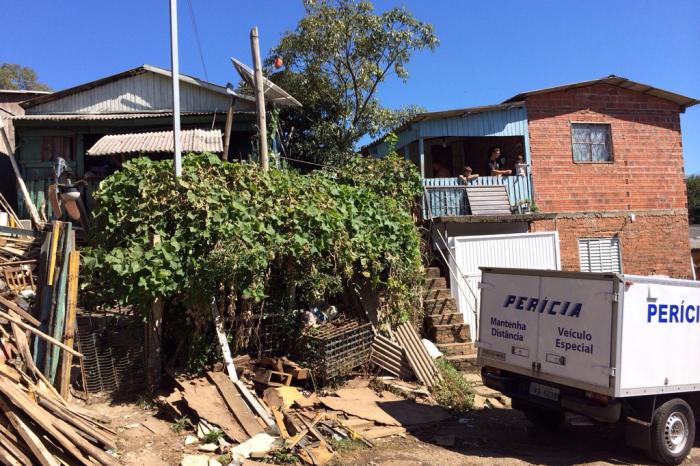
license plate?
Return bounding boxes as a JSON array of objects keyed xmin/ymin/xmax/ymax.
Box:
[{"xmin": 529, "ymin": 382, "xmax": 560, "ymax": 401}]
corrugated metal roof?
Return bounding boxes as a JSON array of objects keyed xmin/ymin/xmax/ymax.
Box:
[
  {"xmin": 21, "ymin": 65, "xmax": 253, "ymax": 110},
  {"xmin": 86, "ymin": 129, "xmax": 223, "ymax": 156},
  {"xmin": 0, "ymin": 89, "xmax": 51, "ymax": 95},
  {"xmin": 504, "ymin": 75, "xmax": 699, "ymax": 110},
  {"xmin": 362, "ymin": 102, "xmax": 525, "ymax": 150},
  {"xmin": 11, "ymin": 111, "xmax": 250, "ymax": 121}
]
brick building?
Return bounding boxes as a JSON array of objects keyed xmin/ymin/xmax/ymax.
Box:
[
  {"xmin": 512, "ymin": 80, "xmax": 694, "ymax": 278},
  {"xmin": 366, "ymin": 75, "xmax": 698, "ymax": 280}
]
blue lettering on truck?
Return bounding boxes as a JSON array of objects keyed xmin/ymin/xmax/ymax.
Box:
[
  {"xmin": 647, "ymin": 303, "xmax": 699, "ymax": 323},
  {"xmin": 503, "ymin": 295, "xmax": 582, "ymax": 318}
]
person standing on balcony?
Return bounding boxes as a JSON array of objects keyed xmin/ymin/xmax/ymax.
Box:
[
  {"xmin": 432, "ymin": 160, "xmax": 451, "ymax": 178},
  {"xmin": 488, "ymin": 146, "xmax": 512, "ymax": 176},
  {"xmin": 458, "ymin": 166, "xmax": 479, "ymax": 183}
]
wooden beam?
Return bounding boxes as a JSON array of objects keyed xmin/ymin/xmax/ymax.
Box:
[
  {"xmin": 59, "ymin": 250, "xmax": 80, "ymax": 400},
  {"xmin": 222, "ymin": 96, "xmax": 236, "ymax": 160},
  {"xmin": 0, "ymin": 116, "xmax": 41, "ymax": 228},
  {"xmin": 0, "ymin": 310, "xmax": 82, "ymax": 358},
  {"xmin": 0, "ymin": 296, "xmax": 40, "ymax": 327},
  {"xmin": 0, "ymin": 396, "xmax": 58, "ymax": 466}
]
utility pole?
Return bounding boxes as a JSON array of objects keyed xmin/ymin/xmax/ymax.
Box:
[
  {"xmin": 169, "ymin": 0, "xmax": 182, "ymax": 177},
  {"xmin": 250, "ymin": 27, "xmax": 268, "ymax": 171}
]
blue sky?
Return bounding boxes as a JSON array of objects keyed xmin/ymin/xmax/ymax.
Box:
[{"xmin": 4, "ymin": 0, "xmax": 699, "ymax": 172}]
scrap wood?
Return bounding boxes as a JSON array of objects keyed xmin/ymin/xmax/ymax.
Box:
[
  {"xmin": 263, "ymin": 386, "xmax": 303, "ymax": 411},
  {"xmin": 0, "ymin": 310, "xmax": 82, "ymax": 358},
  {"xmin": 206, "ymin": 371, "xmax": 263, "ymax": 438},
  {"xmin": 175, "ymin": 377, "xmax": 249, "ymax": 443},
  {"xmin": 360, "ymin": 426, "xmax": 407, "ymax": 440},
  {"xmin": 0, "ymin": 296, "xmax": 40, "ymax": 327},
  {"xmin": 319, "ymin": 388, "xmax": 451, "ymax": 427}
]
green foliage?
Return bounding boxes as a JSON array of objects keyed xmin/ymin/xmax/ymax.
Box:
[
  {"xmin": 266, "ymin": 449, "xmax": 300, "ymax": 464},
  {"xmin": 325, "ymin": 146, "xmax": 422, "ymax": 212},
  {"xmin": 328, "ymin": 437, "xmax": 367, "ymax": 453},
  {"xmin": 83, "ymin": 153, "xmax": 423, "ymax": 333},
  {"xmin": 0, "ymin": 63, "xmax": 51, "ymax": 91},
  {"xmin": 201, "ymin": 428, "xmax": 223, "ymax": 444},
  {"xmin": 170, "ymin": 416, "xmax": 190, "ymax": 434},
  {"xmin": 432, "ymin": 358, "xmax": 474, "ymax": 411},
  {"xmin": 266, "ymin": 0, "xmax": 438, "ymax": 165}
]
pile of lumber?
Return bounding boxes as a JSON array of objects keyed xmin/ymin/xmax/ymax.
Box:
[
  {"xmin": 1, "ymin": 222, "xmax": 83, "ymax": 400},
  {"xmin": 0, "ymin": 306, "xmax": 116, "ymax": 465}
]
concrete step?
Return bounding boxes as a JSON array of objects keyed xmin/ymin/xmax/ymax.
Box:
[
  {"xmin": 436, "ymin": 341, "xmax": 476, "ymax": 357},
  {"xmin": 426, "ymin": 267, "xmax": 442, "ymax": 279},
  {"xmin": 423, "ymin": 298, "xmax": 458, "ymax": 315},
  {"xmin": 426, "ymin": 312, "xmax": 464, "ymax": 326},
  {"xmin": 423, "ymin": 288, "xmax": 452, "ymax": 300},
  {"xmin": 424, "ymin": 277, "xmax": 447, "ymax": 290},
  {"xmin": 430, "ymin": 323, "xmax": 471, "ymax": 344},
  {"xmin": 446, "ymin": 354, "xmax": 480, "ymax": 373}
]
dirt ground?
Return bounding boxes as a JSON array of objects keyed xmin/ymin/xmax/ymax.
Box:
[
  {"xmin": 86, "ymin": 392, "xmax": 700, "ymax": 466},
  {"xmin": 337, "ymin": 408, "xmax": 700, "ymax": 466}
]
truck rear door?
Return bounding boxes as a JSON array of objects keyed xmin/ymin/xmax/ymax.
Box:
[
  {"xmin": 477, "ymin": 271, "xmax": 541, "ymax": 374},
  {"xmin": 478, "ymin": 268, "xmax": 616, "ymax": 392},
  {"xmin": 536, "ymin": 275, "xmax": 615, "ymax": 388}
]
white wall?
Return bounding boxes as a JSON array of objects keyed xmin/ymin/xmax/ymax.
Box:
[{"xmin": 447, "ymin": 232, "xmax": 561, "ymax": 339}]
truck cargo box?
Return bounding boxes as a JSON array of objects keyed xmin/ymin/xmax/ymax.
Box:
[{"xmin": 476, "ymin": 268, "xmax": 700, "ymax": 398}]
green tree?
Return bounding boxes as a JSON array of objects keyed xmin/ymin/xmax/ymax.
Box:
[
  {"xmin": 268, "ymin": 0, "xmax": 437, "ymax": 166},
  {"xmin": 0, "ymin": 63, "xmax": 51, "ymax": 91}
]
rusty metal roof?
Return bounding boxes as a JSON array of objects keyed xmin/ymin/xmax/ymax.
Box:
[
  {"xmin": 11, "ymin": 111, "xmax": 238, "ymax": 121},
  {"xmin": 504, "ymin": 75, "xmax": 699, "ymax": 111},
  {"xmin": 86, "ymin": 129, "xmax": 223, "ymax": 156}
]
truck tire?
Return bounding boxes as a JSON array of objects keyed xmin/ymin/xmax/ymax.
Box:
[
  {"xmin": 523, "ymin": 407, "xmax": 564, "ymax": 431},
  {"xmin": 649, "ymin": 398, "xmax": 695, "ymax": 465}
]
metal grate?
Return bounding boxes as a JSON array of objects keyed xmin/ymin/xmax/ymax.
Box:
[
  {"xmin": 304, "ymin": 318, "xmax": 374, "ymax": 382},
  {"xmin": 76, "ymin": 312, "xmax": 145, "ymax": 395}
]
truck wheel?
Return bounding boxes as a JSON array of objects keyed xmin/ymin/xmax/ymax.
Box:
[
  {"xmin": 523, "ymin": 408, "xmax": 564, "ymax": 430},
  {"xmin": 649, "ymin": 398, "xmax": 695, "ymax": 465}
]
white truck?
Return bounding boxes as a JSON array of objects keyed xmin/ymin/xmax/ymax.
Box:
[{"xmin": 476, "ymin": 267, "xmax": 700, "ymax": 465}]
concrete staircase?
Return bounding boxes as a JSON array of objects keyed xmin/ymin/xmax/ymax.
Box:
[{"xmin": 424, "ymin": 266, "xmax": 479, "ymax": 372}]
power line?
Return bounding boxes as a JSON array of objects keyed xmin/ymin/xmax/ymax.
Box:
[{"xmin": 185, "ymin": 0, "xmax": 208, "ymax": 81}]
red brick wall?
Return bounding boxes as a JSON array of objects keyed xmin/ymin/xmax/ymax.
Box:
[
  {"xmin": 526, "ymin": 83, "xmax": 687, "ymax": 213},
  {"xmin": 530, "ymin": 211, "xmax": 692, "ymax": 279}
]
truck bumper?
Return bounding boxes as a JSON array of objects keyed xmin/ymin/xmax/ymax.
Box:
[{"xmin": 481, "ymin": 368, "xmax": 622, "ymax": 423}]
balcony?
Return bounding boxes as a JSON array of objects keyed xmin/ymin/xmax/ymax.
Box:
[{"xmin": 422, "ymin": 174, "xmax": 533, "ymax": 219}]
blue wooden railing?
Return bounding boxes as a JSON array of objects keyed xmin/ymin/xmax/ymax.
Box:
[{"xmin": 422, "ymin": 174, "xmax": 533, "ymax": 219}]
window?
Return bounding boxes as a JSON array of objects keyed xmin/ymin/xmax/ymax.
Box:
[
  {"xmin": 578, "ymin": 237, "xmax": 621, "ymax": 273},
  {"xmin": 41, "ymin": 136, "xmax": 75, "ymax": 162},
  {"xmin": 571, "ymin": 123, "xmax": 612, "ymax": 162}
]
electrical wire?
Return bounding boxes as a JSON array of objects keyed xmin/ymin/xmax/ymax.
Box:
[{"xmin": 185, "ymin": 0, "xmax": 208, "ymax": 81}]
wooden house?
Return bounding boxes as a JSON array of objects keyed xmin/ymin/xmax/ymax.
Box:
[{"xmin": 8, "ymin": 64, "xmax": 295, "ymax": 216}]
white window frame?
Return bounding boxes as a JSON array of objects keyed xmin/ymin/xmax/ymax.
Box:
[{"xmin": 578, "ymin": 237, "xmax": 622, "ymax": 273}]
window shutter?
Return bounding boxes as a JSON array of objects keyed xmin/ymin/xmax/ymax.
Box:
[{"xmin": 578, "ymin": 238, "xmax": 621, "ymax": 273}]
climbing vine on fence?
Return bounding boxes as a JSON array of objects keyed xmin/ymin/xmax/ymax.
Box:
[{"xmin": 82, "ymin": 153, "xmax": 423, "ymax": 332}]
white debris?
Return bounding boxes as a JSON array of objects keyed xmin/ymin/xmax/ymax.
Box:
[
  {"xmin": 198, "ymin": 443, "xmax": 218, "ymax": 452},
  {"xmin": 180, "ymin": 454, "xmax": 210, "ymax": 466},
  {"xmin": 184, "ymin": 435, "xmax": 199, "ymax": 445},
  {"xmin": 230, "ymin": 432, "xmax": 279, "ymax": 460},
  {"xmin": 422, "ymin": 338, "xmax": 443, "ymax": 359}
]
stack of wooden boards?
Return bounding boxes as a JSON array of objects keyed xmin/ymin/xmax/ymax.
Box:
[
  {"xmin": 0, "ymin": 297, "xmax": 116, "ymax": 465},
  {"xmin": 1, "ymin": 222, "xmax": 83, "ymax": 400}
]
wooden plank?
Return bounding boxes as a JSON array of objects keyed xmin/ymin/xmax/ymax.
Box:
[
  {"xmin": 49, "ymin": 225, "xmax": 72, "ymax": 384},
  {"xmin": 0, "ymin": 310, "xmax": 82, "ymax": 358},
  {"xmin": 0, "ymin": 380, "xmax": 91, "ymax": 466},
  {"xmin": 0, "ymin": 227, "xmax": 41, "ymax": 239},
  {"xmin": 59, "ymin": 250, "xmax": 79, "ymax": 400},
  {"xmin": 0, "ymin": 117, "xmax": 41, "ymax": 227},
  {"xmin": 0, "ymin": 397, "xmax": 58, "ymax": 466},
  {"xmin": 206, "ymin": 372, "xmax": 262, "ymax": 438},
  {"xmin": 0, "ymin": 297, "xmax": 40, "ymax": 327}
]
